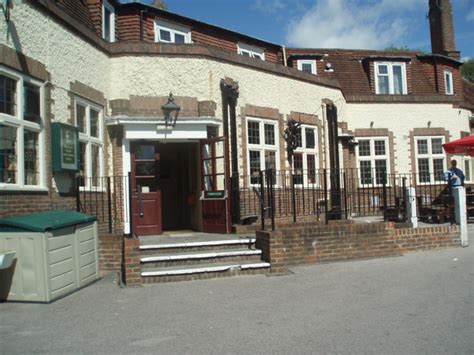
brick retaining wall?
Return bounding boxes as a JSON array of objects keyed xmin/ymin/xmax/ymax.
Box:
[
  {"xmin": 256, "ymin": 222, "xmax": 461, "ymax": 273},
  {"xmin": 98, "ymin": 234, "xmax": 123, "ymax": 276}
]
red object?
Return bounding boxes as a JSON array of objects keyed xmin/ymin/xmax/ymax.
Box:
[{"xmin": 442, "ymin": 135, "xmax": 474, "ymax": 157}]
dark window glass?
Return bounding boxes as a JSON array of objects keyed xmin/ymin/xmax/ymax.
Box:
[
  {"xmin": 160, "ymin": 29, "xmax": 171, "ymax": 42},
  {"xmin": 374, "ymin": 140, "xmax": 386, "ymax": 156},
  {"xmin": 248, "ymin": 121, "xmax": 260, "ymax": 144},
  {"xmin": 0, "ymin": 124, "xmax": 17, "ymax": 184},
  {"xmin": 301, "ymin": 63, "xmax": 313, "ymax": 73},
  {"xmin": 264, "ymin": 123, "xmax": 275, "ymax": 145},
  {"xmin": 417, "ymin": 139, "xmax": 428, "ymax": 155},
  {"xmin": 24, "ymin": 83, "xmax": 40, "ymax": 124},
  {"xmin": 249, "ymin": 150, "xmax": 261, "ymax": 184},
  {"xmin": 375, "ymin": 159, "xmax": 387, "ymax": 185},
  {"xmin": 360, "ymin": 160, "xmax": 372, "ymax": 185},
  {"xmin": 0, "ymin": 75, "xmax": 16, "ymax": 116},
  {"xmin": 418, "ymin": 158, "xmax": 430, "ymax": 183},
  {"xmin": 431, "ymin": 138, "xmax": 443, "ymax": 154},
  {"xmin": 295, "ymin": 127, "xmax": 302, "ymax": 148},
  {"xmin": 293, "ymin": 153, "xmax": 303, "ymax": 185},
  {"xmin": 433, "ymin": 158, "xmax": 444, "ymax": 182},
  {"xmin": 90, "ymin": 109, "xmax": 99, "ymax": 138},
  {"xmin": 305, "ymin": 128, "xmax": 315, "ymax": 148},
  {"xmin": 24, "ymin": 129, "xmax": 39, "ymax": 185},
  {"xmin": 307, "ymin": 154, "xmax": 316, "ymax": 184},
  {"xmin": 174, "ymin": 33, "xmax": 185, "ymax": 43},
  {"xmin": 104, "ymin": 6, "xmax": 111, "ymax": 41},
  {"xmin": 76, "ymin": 104, "xmax": 86, "ymax": 133},
  {"xmin": 358, "ymin": 140, "xmax": 370, "ymax": 156}
]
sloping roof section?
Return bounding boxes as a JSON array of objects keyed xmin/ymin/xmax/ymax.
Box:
[
  {"xmin": 286, "ymin": 48, "xmax": 461, "ymax": 99},
  {"xmin": 53, "ymin": 0, "xmax": 97, "ymax": 34}
]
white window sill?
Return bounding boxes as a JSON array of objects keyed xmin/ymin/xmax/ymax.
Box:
[{"xmin": 0, "ymin": 185, "xmax": 48, "ymax": 192}]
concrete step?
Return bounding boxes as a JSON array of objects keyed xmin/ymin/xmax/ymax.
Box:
[
  {"xmin": 139, "ymin": 238, "xmax": 256, "ymax": 256},
  {"xmin": 141, "ymin": 261, "xmax": 270, "ymax": 284},
  {"xmin": 141, "ymin": 249, "xmax": 262, "ymax": 267}
]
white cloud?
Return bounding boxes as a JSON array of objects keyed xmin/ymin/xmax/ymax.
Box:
[
  {"xmin": 252, "ymin": 0, "xmax": 287, "ymax": 14},
  {"xmin": 285, "ymin": 0, "xmax": 424, "ymax": 49},
  {"xmin": 467, "ymin": 9, "xmax": 474, "ymax": 21}
]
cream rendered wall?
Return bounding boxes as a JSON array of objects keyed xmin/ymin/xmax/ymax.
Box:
[
  {"xmin": 1, "ymin": 2, "xmax": 113, "ymax": 182},
  {"xmin": 110, "ymin": 56, "xmax": 346, "ymax": 173},
  {"xmin": 0, "ymin": 2, "xmax": 110, "ymax": 123},
  {"xmin": 346, "ymin": 103, "xmax": 471, "ymax": 173}
]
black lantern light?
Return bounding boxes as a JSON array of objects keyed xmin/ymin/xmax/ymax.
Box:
[{"xmin": 161, "ymin": 92, "xmax": 180, "ymax": 129}]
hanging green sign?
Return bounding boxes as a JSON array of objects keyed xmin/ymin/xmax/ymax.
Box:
[{"xmin": 51, "ymin": 122, "xmax": 79, "ymax": 172}]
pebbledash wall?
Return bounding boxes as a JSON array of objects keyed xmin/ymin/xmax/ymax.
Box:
[
  {"xmin": 0, "ymin": 1, "xmax": 111, "ymax": 217},
  {"xmin": 109, "ymin": 53, "xmax": 346, "ymax": 174},
  {"xmin": 345, "ymin": 103, "xmax": 472, "ymax": 173}
]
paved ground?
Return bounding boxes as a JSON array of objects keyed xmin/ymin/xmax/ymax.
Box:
[{"xmin": 1, "ymin": 228, "xmax": 473, "ymax": 354}]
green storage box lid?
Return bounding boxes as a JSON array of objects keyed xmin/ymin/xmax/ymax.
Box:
[{"xmin": 0, "ymin": 210, "xmax": 96, "ymax": 232}]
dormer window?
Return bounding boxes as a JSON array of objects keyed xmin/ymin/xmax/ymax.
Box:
[
  {"xmin": 297, "ymin": 60, "xmax": 317, "ymax": 75},
  {"xmin": 154, "ymin": 19, "xmax": 191, "ymax": 44},
  {"xmin": 102, "ymin": 0, "xmax": 115, "ymax": 42},
  {"xmin": 374, "ymin": 62, "xmax": 407, "ymax": 95},
  {"xmin": 444, "ymin": 69, "xmax": 453, "ymax": 95},
  {"xmin": 237, "ymin": 43, "xmax": 265, "ymax": 60}
]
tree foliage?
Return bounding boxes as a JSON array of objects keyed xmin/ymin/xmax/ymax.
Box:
[
  {"xmin": 462, "ymin": 59, "xmax": 474, "ymax": 83},
  {"xmin": 150, "ymin": 0, "xmax": 167, "ymax": 10}
]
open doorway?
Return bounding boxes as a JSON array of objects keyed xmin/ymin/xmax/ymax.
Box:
[{"xmin": 158, "ymin": 142, "xmax": 201, "ymax": 231}]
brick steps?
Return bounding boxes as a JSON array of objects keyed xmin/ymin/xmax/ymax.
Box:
[
  {"xmin": 141, "ymin": 249, "xmax": 262, "ymax": 267},
  {"xmin": 140, "ymin": 238, "xmax": 256, "ymax": 256},
  {"xmin": 138, "ymin": 236, "xmax": 269, "ymax": 283}
]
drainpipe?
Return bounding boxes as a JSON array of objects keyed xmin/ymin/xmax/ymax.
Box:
[
  {"xmin": 282, "ymin": 46, "xmax": 288, "ymax": 66},
  {"xmin": 140, "ymin": 10, "xmax": 147, "ymax": 42},
  {"xmin": 433, "ymin": 57, "xmax": 439, "ymax": 93}
]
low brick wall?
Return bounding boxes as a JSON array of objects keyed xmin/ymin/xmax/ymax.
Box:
[
  {"xmin": 97, "ymin": 234, "xmax": 123, "ymax": 276},
  {"xmin": 256, "ymin": 222, "xmax": 461, "ymax": 273},
  {"xmin": 123, "ymin": 238, "xmax": 142, "ymax": 287}
]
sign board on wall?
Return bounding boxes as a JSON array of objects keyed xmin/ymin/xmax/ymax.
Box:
[{"xmin": 51, "ymin": 122, "xmax": 79, "ymax": 172}]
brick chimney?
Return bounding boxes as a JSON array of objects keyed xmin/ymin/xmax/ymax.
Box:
[{"xmin": 428, "ymin": 0, "xmax": 460, "ymax": 59}]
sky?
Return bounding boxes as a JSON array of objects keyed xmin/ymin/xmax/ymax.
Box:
[{"xmin": 120, "ymin": 0, "xmax": 474, "ymax": 60}]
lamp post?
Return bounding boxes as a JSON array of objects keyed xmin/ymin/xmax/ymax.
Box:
[{"xmin": 161, "ymin": 92, "xmax": 180, "ymax": 131}]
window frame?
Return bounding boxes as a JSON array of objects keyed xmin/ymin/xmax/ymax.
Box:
[
  {"xmin": 102, "ymin": 0, "xmax": 115, "ymax": 43},
  {"xmin": 444, "ymin": 69, "xmax": 454, "ymax": 95},
  {"xmin": 297, "ymin": 60, "xmax": 317, "ymax": 75},
  {"xmin": 0, "ymin": 66, "xmax": 46, "ymax": 191},
  {"xmin": 414, "ymin": 136, "xmax": 446, "ymax": 185},
  {"xmin": 154, "ymin": 19, "xmax": 191, "ymax": 44},
  {"xmin": 355, "ymin": 136, "xmax": 390, "ymax": 187},
  {"xmin": 237, "ymin": 43, "xmax": 265, "ymax": 60},
  {"xmin": 75, "ymin": 97, "xmax": 105, "ymax": 190},
  {"xmin": 246, "ymin": 117, "xmax": 279, "ymax": 186},
  {"xmin": 374, "ymin": 62, "xmax": 407, "ymax": 95},
  {"xmin": 293, "ymin": 124, "xmax": 319, "ymax": 186},
  {"xmin": 463, "ymin": 157, "xmax": 472, "ymax": 183}
]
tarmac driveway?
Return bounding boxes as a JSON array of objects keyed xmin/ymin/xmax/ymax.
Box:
[{"xmin": 1, "ymin": 228, "xmax": 473, "ymax": 354}]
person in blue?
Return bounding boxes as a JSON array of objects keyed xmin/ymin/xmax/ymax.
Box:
[{"xmin": 446, "ymin": 159, "xmax": 465, "ymax": 187}]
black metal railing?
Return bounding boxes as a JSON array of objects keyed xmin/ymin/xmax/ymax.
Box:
[
  {"xmin": 76, "ymin": 175, "xmax": 129, "ymax": 234},
  {"xmin": 240, "ymin": 168, "xmax": 453, "ymax": 229}
]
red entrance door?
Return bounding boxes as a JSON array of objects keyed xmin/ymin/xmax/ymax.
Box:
[
  {"xmin": 200, "ymin": 137, "xmax": 231, "ymax": 233},
  {"xmin": 131, "ymin": 142, "xmax": 162, "ymax": 236}
]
